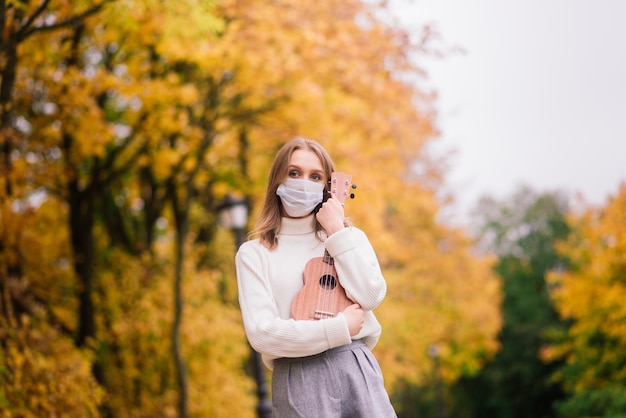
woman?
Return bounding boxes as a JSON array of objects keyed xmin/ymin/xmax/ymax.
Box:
[{"xmin": 235, "ymin": 137, "xmax": 396, "ymax": 417}]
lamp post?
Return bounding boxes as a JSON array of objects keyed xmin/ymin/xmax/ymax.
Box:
[{"xmin": 218, "ymin": 195, "xmax": 272, "ymax": 418}]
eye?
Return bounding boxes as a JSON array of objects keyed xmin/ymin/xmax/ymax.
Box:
[
  {"xmin": 288, "ymin": 170, "xmax": 301, "ymax": 178},
  {"xmin": 310, "ymin": 173, "xmax": 323, "ymax": 181}
]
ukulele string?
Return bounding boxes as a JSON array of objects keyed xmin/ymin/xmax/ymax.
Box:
[
  {"xmin": 318, "ymin": 175, "xmax": 337, "ymax": 319},
  {"xmin": 328, "ymin": 176, "xmax": 345, "ymax": 316},
  {"xmin": 315, "ymin": 174, "xmax": 352, "ymax": 319},
  {"xmin": 322, "ymin": 175, "xmax": 351, "ymax": 318},
  {"xmin": 317, "ymin": 177, "xmax": 331, "ymax": 319}
]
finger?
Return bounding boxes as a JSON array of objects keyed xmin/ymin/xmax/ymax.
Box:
[{"xmin": 329, "ymin": 196, "xmax": 344, "ymax": 209}]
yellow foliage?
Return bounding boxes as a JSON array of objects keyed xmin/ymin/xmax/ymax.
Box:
[
  {"xmin": 4, "ymin": 0, "xmax": 504, "ymax": 413},
  {"xmin": 84, "ymin": 235, "xmax": 256, "ymax": 417},
  {"xmin": 207, "ymin": 0, "xmax": 501, "ymax": 392},
  {"xmin": 19, "ymin": 198, "xmax": 78, "ymax": 328},
  {"xmin": 546, "ymin": 184, "xmax": 626, "ymax": 393},
  {"xmin": 376, "ymin": 224, "xmax": 501, "ymax": 389},
  {"xmin": 183, "ymin": 266, "xmax": 256, "ymax": 418},
  {"xmin": 0, "ymin": 315, "xmax": 103, "ymax": 417}
]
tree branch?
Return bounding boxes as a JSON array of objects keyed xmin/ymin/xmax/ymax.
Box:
[{"xmin": 18, "ymin": 0, "xmax": 113, "ymax": 42}]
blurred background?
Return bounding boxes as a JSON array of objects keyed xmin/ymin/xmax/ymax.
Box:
[
  {"xmin": 393, "ymin": 0, "xmax": 626, "ymax": 225},
  {"xmin": 1, "ymin": 0, "xmax": 624, "ymax": 417}
]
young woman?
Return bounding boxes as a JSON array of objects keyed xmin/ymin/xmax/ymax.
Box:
[{"xmin": 235, "ymin": 137, "xmax": 396, "ymax": 417}]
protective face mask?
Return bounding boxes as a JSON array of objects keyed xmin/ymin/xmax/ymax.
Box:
[{"xmin": 276, "ymin": 178, "xmax": 325, "ymax": 217}]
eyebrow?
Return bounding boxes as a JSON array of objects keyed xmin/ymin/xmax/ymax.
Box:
[{"xmin": 287, "ymin": 165, "xmax": 324, "ymax": 175}]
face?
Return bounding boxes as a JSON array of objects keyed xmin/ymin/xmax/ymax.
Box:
[{"xmin": 286, "ymin": 149, "xmax": 326, "ymax": 184}]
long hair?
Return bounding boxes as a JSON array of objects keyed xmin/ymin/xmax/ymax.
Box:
[{"xmin": 252, "ymin": 137, "xmax": 335, "ymax": 249}]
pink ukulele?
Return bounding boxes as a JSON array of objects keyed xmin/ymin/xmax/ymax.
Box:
[{"xmin": 291, "ymin": 172, "xmax": 356, "ymax": 320}]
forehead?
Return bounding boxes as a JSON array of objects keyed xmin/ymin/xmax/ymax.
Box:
[{"xmin": 289, "ymin": 149, "xmax": 323, "ymax": 169}]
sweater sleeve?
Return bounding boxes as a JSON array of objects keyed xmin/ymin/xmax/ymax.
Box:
[
  {"xmin": 235, "ymin": 241, "xmax": 352, "ymax": 361},
  {"xmin": 324, "ymin": 227, "xmax": 387, "ymax": 311}
]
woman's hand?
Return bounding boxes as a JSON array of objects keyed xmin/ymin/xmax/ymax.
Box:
[
  {"xmin": 342, "ymin": 303, "xmax": 364, "ymax": 336},
  {"xmin": 315, "ymin": 193, "xmax": 345, "ymax": 235}
]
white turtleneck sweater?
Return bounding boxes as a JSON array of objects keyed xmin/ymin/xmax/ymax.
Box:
[{"xmin": 235, "ymin": 215, "xmax": 386, "ymax": 370}]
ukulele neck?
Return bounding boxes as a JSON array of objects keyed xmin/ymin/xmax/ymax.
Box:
[{"xmin": 322, "ymin": 249, "xmax": 334, "ymax": 266}]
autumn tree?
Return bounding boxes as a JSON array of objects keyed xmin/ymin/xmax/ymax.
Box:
[
  {"xmin": 2, "ymin": 0, "xmax": 248, "ymax": 415},
  {"xmin": 546, "ymin": 184, "xmax": 626, "ymax": 417},
  {"xmin": 1, "ymin": 0, "xmax": 111, "ymax": 415},
  {"xmin": 448, "ymin": 186, "xmax": 570, "ymax": 418},
  {"xmin": 212, "ymin": 0, "xmax": 503, "ymax": 404},
  {"xmin": 2, "ymin": 0, "xmax": 505, "ymax": 416}
]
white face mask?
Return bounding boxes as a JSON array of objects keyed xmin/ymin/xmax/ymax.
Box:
[{"xmin": 276, "ymin": 178, "xmax": 325, "ymax": 218}]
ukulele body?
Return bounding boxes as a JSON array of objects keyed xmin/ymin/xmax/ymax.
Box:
[{"xmin": 290, "ymin": 251, "xmax": 353, "ymax": 320}]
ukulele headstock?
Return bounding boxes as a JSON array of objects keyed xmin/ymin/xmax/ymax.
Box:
[{"xmin": 328, "ymin": 172, "xmax": 357, "ymax": 205}]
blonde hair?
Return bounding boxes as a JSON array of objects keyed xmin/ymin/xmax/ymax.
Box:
[{"xmin": 253, "ymin": 137, "xmax": 336, "ymax": 249}]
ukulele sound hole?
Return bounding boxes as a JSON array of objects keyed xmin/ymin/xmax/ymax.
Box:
[{"xmin": 319, "ymin": 274, "xmax": 337, "ymax": 290}]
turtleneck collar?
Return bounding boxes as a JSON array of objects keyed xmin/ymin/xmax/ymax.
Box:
[{"xmin": 279, "ymin": 215, "xmax": 316, "ymax": 236}]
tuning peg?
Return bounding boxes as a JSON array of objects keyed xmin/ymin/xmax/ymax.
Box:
[
  {"xmin": 351, "ymin": 184, "xmax": 357, "ymax": 189},
  {"xmin": 350, "ymin": 193, "xmax": 355, "ymax": 199}
]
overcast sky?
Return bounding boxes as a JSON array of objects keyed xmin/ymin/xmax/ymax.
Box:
[{"xmin": 391, "ymin": 0, "xmax": 626, "ymax": 223}]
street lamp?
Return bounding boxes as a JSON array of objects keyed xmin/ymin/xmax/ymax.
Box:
[
  {"xmin": 217, "ymin": 195, "xmax": 272, "ymax": 418},
  {"xmin": 218, "ymin": 195, "xmax": 248, "ymax": 245}
]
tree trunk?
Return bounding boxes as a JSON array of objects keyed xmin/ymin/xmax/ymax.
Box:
[
  {"xmin": 0, "ymin": 7, "xmax": 19, "ymax": 197},
  {"xmin": 170, "ymin": 182, "xmax": 189, "ymax": 418},
  {"xmin": 63, "ymin": 132, "xmax": 104, "ymax": 386},
  {"xmin": 69, "ymin": 176, "xmax": 96, "ymax": 348}
]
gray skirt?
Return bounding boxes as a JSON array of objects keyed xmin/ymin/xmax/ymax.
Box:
[{"xmin": 272, "ymin": 340, "xmax": 397, "ymax": 418}]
